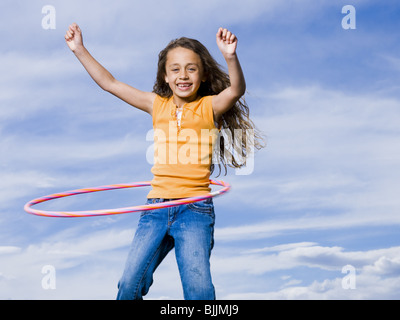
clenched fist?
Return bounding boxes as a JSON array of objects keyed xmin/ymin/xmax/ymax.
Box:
[{"xmin": 65, "ymin": 23, "xmax": 84, "ymax": 52}]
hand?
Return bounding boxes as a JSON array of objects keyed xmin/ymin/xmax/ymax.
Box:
[
  {"xmin": 216, "ymin": 27, "xmax": 238, "ymax": 58},
  {"xmin": 65, "ymin": 23, "xmax": 84, "ymax": 52}
]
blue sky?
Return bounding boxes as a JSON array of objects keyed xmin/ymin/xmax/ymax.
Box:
[{"xmin": 1, "ymin": 0, "xmax": 400, "ymax": 299}]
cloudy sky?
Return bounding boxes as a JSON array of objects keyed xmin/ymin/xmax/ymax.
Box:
[{"xmin": 1, "ymin": 0, "xmax": 400, "ymax": 299}]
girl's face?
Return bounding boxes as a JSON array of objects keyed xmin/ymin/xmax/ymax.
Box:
[{"xmin": 164, "ymin": 47, "xmax": 206, "ymax": 106}]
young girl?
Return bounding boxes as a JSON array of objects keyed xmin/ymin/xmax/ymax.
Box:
[{"xmin": 65, "ymin": 23, "xmax": 263, "ymax": 300}]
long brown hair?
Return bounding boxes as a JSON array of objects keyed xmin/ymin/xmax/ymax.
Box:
[{"xmin": 153, "ymin": 37, "xmax": 265, "ymax": 176}]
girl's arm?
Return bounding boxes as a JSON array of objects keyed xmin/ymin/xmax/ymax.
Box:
[
  {"xmin": 212, "ymin": 28, "xmax": 246, "ymax": 122},
  {"xmin": 65, "ymin": 23, "xmax": 155, "ymax": 114}
]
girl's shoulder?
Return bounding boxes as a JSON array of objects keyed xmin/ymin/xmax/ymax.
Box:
[
  {"xmin": 153, "ymin": 95, "xmax": 173, "ymax": 109},
  {"xmin": 154, "ymin": 94, "xmax": 171, "ymax": 103}
]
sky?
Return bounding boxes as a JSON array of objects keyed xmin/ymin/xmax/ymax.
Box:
[{"xmin": 1, "ymin": 0, "xmax": 400, "ymax": 300}]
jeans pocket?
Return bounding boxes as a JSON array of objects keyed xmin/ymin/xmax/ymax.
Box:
[{"xmin": 188, "ymin": 198, "xmax": 214, "ymax": 216}]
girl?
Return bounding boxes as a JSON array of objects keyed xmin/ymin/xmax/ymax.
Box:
[{"xmin": 65, "ymin": 23, "xmax": 263, "ymax": 300}]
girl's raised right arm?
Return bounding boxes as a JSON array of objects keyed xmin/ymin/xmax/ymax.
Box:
[{"xmin": 65, "ymin": 23, "xmax": 155, "ymax": 115}]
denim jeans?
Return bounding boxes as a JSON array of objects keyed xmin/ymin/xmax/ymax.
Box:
[{"xmin": 116, "ymin": 198, "xmax": 215, "ymax": 300}]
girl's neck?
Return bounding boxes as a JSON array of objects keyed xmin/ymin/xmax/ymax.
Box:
[{"xmin": 172, "ymin": 93, "xmax": 199, "ymax": 107}]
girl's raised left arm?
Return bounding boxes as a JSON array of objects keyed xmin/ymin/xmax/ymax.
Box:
[{"xmin": 212, "ymin": 28, "xmax": 246, "ymax": 121}]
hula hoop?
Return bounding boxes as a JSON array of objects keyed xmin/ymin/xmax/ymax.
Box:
[{"xmin": 24, "ymin": 179, "xmax": 230, "ymax": 218}]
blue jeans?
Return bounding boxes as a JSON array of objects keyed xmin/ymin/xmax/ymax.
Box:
[{"xmin": 116, "ymin": 198, "xmax": 216, "ymax": 300}]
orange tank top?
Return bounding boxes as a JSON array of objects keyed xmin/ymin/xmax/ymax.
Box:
[{"xmin": 147, "ymin": 95, "xmax": 219, "ymax": 198}]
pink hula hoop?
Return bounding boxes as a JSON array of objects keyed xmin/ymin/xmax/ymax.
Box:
[{"xmin": 24, "ymin": 179, "xmax": 230, "ymax": 218}]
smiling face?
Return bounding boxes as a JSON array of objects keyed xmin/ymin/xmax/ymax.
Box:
[{"xmin": 164, "ymin": 47, "xmax": 206, "ymax": 106}]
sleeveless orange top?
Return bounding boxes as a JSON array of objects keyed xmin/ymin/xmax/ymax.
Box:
[{"xmin": 147, "ymin": 95, "xmax": 219, "ymax": 198}]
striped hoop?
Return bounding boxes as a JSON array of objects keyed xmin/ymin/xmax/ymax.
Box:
[{"xmin": 24, "ymin": 179, "xmax": 230, "ymax": 218}]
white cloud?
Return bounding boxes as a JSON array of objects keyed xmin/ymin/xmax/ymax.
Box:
[
  {"xmin": 363, "ymin": 256, "xmax": 400, "ymax": 277},
  {"xmin": 0, "ymin": 171, "xmax": 57, "ymax": 210},
  {"xmin": 215, "ymin": 208, "xmax": 400, "ymax": 242},
  {"xmin": 1, "ymin": 132, "xmax": 147, "ymax": 166},
  {"xmin": 0, "ymin": 227, "xmax": 134, "ymax": 299},
  {"xmin": 3, "ymin": 236, "xmax": 398, "ymax": 299},
  {"xmin": 216, "ymin": 243, "xmax": 400, "ymax": 299},
  {"xmin": 212, "ymin": 242, "xmax": 379, "ymax": 275},
  {"xmin": 0, "ymin": 246, "xmax": 21, "ymax": 255}
]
